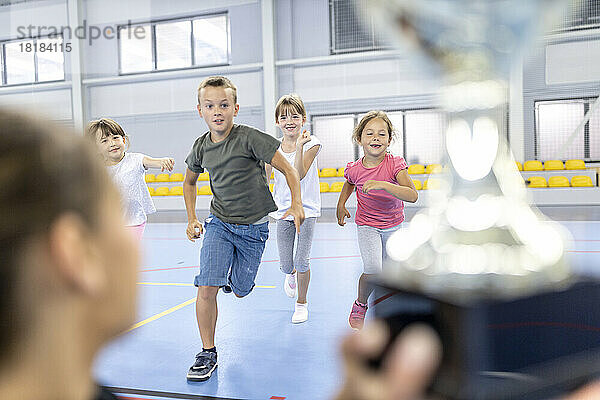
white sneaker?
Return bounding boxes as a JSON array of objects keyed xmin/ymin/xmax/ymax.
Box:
[
  {"xmin": 292, "ymin": 302, "xmax": 308, "ymax": 323},
  {"xmin": 284, "ymin": 272, "xmax": 297, "ymax": 298}
]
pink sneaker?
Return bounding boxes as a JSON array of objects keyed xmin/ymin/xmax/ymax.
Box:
[{"xmin": 348, "ymin": 300, "xmax": 368, "ymax": 330}]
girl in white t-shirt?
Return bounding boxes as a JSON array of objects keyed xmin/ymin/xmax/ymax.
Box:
[
  {"xmin": 86, "ymin": 118, "xmax": 174, "ymax": 240},
  {"xmin": 267, "ymin": 94, "xmax": 321, "ymax": 323}
]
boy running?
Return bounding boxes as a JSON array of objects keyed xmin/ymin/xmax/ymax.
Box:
[{"xmin": 184, "ymin": 76, "xmax": 304, "ymax": 382}]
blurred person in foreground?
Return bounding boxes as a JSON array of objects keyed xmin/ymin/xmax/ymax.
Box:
[{"xmin": 0, "ymin": 109, "xmax": 138, "ymax": 400}]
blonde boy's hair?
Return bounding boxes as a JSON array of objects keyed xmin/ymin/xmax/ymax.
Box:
[
  {"xmin": 274, "ymin": 93, "xmax": 306, "ymax": 122},
  {"xmin": 352, "ymin": 110, "xmax": 394, "ymax": 144},
  {"xmin": 85, "ymin": 118, "xmax": 127, "ymax": 141},
  {"xmin": 197, "ymin": 76, "xmax": 237, "ymax": 105}
]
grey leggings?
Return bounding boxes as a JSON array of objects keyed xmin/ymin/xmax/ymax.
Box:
[{"xmin": 276, "ymin": 217, "xmax": 317, "ymax": 273}]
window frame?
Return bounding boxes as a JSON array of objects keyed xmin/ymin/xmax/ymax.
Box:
[
  {"xmin": 0, "ymin": 34, "xmax": 66, "ymax": 87},
  {"xmin": 117, "ymin": 12, "xmax": 230, "ymax": 76}
]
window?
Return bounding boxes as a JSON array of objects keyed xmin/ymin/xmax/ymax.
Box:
[
  {"xmin": 0, "ymin": 36, "xmax": 65, "ymax": 86},
  {"xmin": 404, "ymin": 111, "xmax": 446, "ymax": 165},
  {"xmin": 118, "ymin": 14, "xmax": 229, "ymax": 75},
  {"xmin": 119, "ymin": 24, "xmax": 153, "ymax": 74},
  {"xmin": 37, "ymin": 37, "xmax": 65, "ymax": 82},
  {"xmin": 534, "ymin": 99, "xmax": 600, "ymax": 161},
  {"xmin": 313, "ymin": 115, "xmax": 356, "ymax": 168},
  {"xmin": 329, "ymin": 0, "xmax": 389, "ymax": 54},
  {"xmin": 156, "ymin": 21, "xmax": 191, "ymax": 70},
  {"xmin": 4, "ymin": 40, "xmax": 34, "ymax": 85},
  {"xmin": 312, "ymin": 109, "xmax": 446, "ymax": 168},
  {"xmin": 193, "ymin": 15, "xmax": 228, "ymax": 66},
  {"xmin": 551, "ymin": 0, "xmax": 600, "ymax": 32}
]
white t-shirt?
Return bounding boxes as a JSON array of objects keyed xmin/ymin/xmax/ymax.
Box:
[
  {"xmin": 270, "ymin": 136, "xmax": 322, "ymax": 220},
  {"xmin": 106, "ymin": 152, "xmax": 156, "ymax": 226}
]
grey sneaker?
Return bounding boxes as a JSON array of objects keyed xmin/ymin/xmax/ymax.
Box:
[{"xmin": 186, "ymin": 351, "xmax": 217, "ymax": 382}]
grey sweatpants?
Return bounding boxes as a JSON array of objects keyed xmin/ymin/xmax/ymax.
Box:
[
  {"xmin": 276, "ymin": 217, "xmax": 317, "ymax": 273},
  {"xmin": 357, "ymin": 223, "xmax": 401, "ymax": 274}
]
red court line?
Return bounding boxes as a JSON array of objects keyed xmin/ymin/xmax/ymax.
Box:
[
  {"xmin": 140, "ymin": 255, "xmax": 360, "ymax": 272},
  {"xmin": 371, "ymin": 292, "xmax": 396, "ymax": 306}
]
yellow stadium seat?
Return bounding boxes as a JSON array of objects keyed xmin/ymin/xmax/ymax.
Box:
[
  {"xmin": 269, "ymin": 183, "xmax": 274, "ymax": 192},
  {"xmin": 169, "ymin": 173, "xmax": 184, "ymax": 182},
  {"xmin": 548, "ymin": 176, "xmax": 570, "ymax": 188},
  {"xmin": 155, "ymin": 173, "xmax": 169, "ymax": 182},
  {"xmin": 571, "ymin": 175, "xmax": 593, "ymax": 187},
  {"xmin": 147, "ymin": 187, "xmax": 155, "ymax": 196},
  {"xmin": 319, "ymin": 182, "xmax": 330, "ymax": 192},
  {"xmin": 523, "ymin": 160, "xmax": 543, "ymax": 171},
  {"xmin": 320, "ymin": 168, "xmax": 337, "ymax": 178},
  {"xmin": 198, "ymin": 185, "xmax": 212, "ymax": 195},
  {"xmin": 198, "ymin": 172, "xmax": 210, "ymax": 181},
  {"xmin": 412, "ymin": 179, "xmax": 422, "ymax": 190},
  {"xmin": 566, "ymin": 159, "xmax": 586, "ymax": 170},
  {"xmin": 168, "ymin": 186, "xmax": 183, "ymax": 196},
  {"xmin": 527, "ymin": 176, "xmax": 547, "ymax": 188},
  {"xmin": 544, "ymin": 160, "xmax": 564, "ymax": 171},
  {"xmin": 330, "ymin": 181, "xmax": 344, "ymax": 192},
  {"xmin": 337, "ymin": 167, "xmax": 345, "ymax": 177},
  {"xmin": 145, "ymin": 173, "xmax": 156, "ymax": 183},
  {"xmin": 426, "ymin": 164, "xmax": 442, "ymax": 174},
  {"xmin": 515, "ymin": 161, "xmax": 523, "ymax": 171},
  {"xmin": 423, "ymin": 179, "xmax": 441, "ymax": 190},
  {"xmin": 408, "ymin": 164, "xmax": 425, "ymax": 175},
  {"xmin": 154, "ymin": 186, "xmax": 169, "ymax": 196}
]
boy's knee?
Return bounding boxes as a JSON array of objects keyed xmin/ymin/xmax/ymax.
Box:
[{"xmin": 197, "ymin": 286, "xmax": 219, "ymax": 301}]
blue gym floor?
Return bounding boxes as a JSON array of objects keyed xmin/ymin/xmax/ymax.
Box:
[{"xmin": 94, "ymin": 219, "xmax": 600, "ymax": 400}]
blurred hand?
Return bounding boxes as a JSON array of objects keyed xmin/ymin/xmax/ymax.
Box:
[
  {"xmin": 282, "ymin": 202, "xmax": 305, "ymax": 233},
  {"xmin": 186, "ymin": 219, "xmax": 203, "ymax": 242},
  {"xmin": 336, "ymin": 321, "xmax": 600, "ymax": 400},
  {"xmin": 362, "ymin": 180, "xmax": 384, "ymax": 194},
  {"xmin": 297, "ymin": 130, "xmax": 311, "ymax": 149},
  {"xmin": 337, "ymin": 206, "xmax": 351, "ymax": 226},
  {"xmin": 335, "ymin": 321, "xmax": 442, "ymax": 400},
  {"xmin": 160, "ymin": 158, "xmax": 175, "ymax": 172}
]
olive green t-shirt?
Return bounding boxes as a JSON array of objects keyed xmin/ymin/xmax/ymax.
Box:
[{"xmin": 185, "ymin": 124, "xmax": 280, "ymax": 224}]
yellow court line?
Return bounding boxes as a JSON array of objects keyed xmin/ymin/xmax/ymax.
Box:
[
  {"xmin": 127, "ymin": 297, "xmax": 196, "ymax": 332},
  {"xmin": 126, "ymin": 284, "xmax": 277, "ymax": 332},
  {"xmin": 137, "ymin": 282, "xmax": 276, "ymax": 289}
]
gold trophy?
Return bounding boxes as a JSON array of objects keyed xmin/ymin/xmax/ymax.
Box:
[{"xmin": 362, "ymin": 1, "xmax": 600, "ymax": 398}]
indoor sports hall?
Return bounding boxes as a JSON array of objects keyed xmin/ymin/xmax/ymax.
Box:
[{"xmin": 1, "ymin": 1, "xmax": 600, "ymax": 400}]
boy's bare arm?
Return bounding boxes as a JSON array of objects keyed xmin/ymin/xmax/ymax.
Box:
[
  {"xmin": 183, "ymin": 168, "xmax": 203, "ymax": 241},
  {"xmin": 270, "ymin": 151, "xmax": 305, "ymax": 231}
]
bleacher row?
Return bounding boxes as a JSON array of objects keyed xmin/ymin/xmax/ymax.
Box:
[{"xmin": 144, "ymin": 159, "xmax": 596, "ymax": 196}]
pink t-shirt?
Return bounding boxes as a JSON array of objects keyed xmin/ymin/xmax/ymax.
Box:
[{"xmin": 344, "ymin": 153, "xmax": 408, "ymax": 229}]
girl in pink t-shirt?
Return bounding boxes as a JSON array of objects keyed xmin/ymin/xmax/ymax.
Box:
[{"xmin": 336, "ymin": 111, "xmax": 418, "ymax": 330}]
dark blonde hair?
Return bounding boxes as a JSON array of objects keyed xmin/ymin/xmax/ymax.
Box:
[
  {"xmin": 274, "ymin": 93, "xmax": 306, "ymax": 122},
  {"xmin": 0, "ymin": 108, "xmax": 110, "ymax": 360},
  {"xmin": 197, "ymin": 76, "xmax": 237, "ymax": 105},
  {"xmin": 352, "ymin": 110, "xmax": 395, "ymax": 144},
  {"xmin": 85, "ymin": 118, "xmax": 127, "ymax": 141}
]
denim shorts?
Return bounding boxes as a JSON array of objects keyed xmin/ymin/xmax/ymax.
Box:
[{"xmin": 194, "ymin": 214, "xmax": 269, "ymax": 297}]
